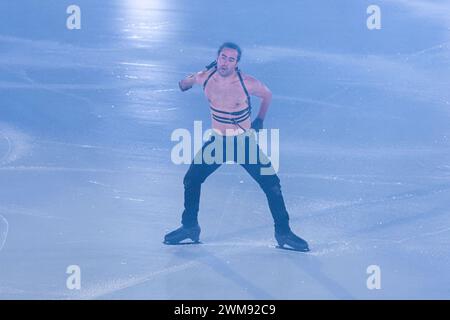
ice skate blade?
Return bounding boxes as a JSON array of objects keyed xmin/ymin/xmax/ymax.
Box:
[
  {"xmin": 276, "ymin": 245, "xmax": 310, "ymax": 252},
  {"xmin": 163, "ymin": 240, "xmax": 201, "ymax": 246}
]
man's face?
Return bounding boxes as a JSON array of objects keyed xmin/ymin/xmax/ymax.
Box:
[{"xmin": 216, "ymin": 48, "xmax": 239, "ymax": 77}]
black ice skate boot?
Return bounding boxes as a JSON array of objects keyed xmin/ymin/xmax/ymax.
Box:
[
  {"xmin": 163, "ymin": 224, "xmax": 201, "ymax": 245},
  {"xmin": 275, "ymin": 229, "xmax": 310, "ymax": 252}
]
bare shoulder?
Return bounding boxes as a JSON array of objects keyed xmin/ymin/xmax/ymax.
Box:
[
  {"xmin": 241, "ymin": 73, "xmax": 260, "ymax": 85},
  {"xmin": 194, "ymin": 68, "xmax": 215, "ymax": 85},
  {"xmin": 241, "ymin": 73, "xmax": 271, "ymax": 95}
]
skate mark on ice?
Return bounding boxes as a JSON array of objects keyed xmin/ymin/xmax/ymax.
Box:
[
  {"xmin": 349, "ymin": 203, "xmax": 450, "ymax": 237},
  {"xmin": 68, "ymin": 260, "xmax": 200, "ymax": 299},
  {"xmin": 364, "ymin": 227, "xmax": 450, "ymax": 245},
  {"xmin": 396, "ymin": 227, "xmax": 450, "ymax": 244},
  {"xmin": 88, "ymin": 180, "xmax": 145, "ymax": 202},
  {"xmin": 0, "ymin": 214, "xmax": 9, "ymax": 253},
  {"xmin": 19, "ymin": 68, "xmax": 99, "ymax": 108},
  {"xmin": 113, "ymin": 196, "xmax": 145, "ymax": 202},
  {"xmin": 0, "ymin": 125, "xmax": 30, "ymax": 166},
  {"xmin": 0, "ymin": 166, "xmax": 118, "ymax": 173},
  {"xmin": 406, "ymin": 41, "xmax": 450, "ymax": 58},
  {"xmin": 72, "ymin": 245, "xmax": 274, "ymax": 299},
  {"xmin": 309, "ymin": 183, "xmax": 450, "ymax": 221},
  {"xmin": 0, "ymin": 203, "xmax": 70, "ymax": 221},
  {"xmin": 289, "ymin": 173, "xmax": 413, "ymax": 187},
  {"xmin": 39, "ymin": 139, "xmax": 169, "ymax": 156},
  {"xmin": 0, "ymin": 133, "xmax": 12, "ymax": 166},
  {"xmin": 284, "ymin": 143, "xmax": 450, "ymax": 158},
  {"xmin": 88, "ymin": 180, "xmax": 112, "ymax": 188},
  {"xmin": 37, "ymin": 139, "xmax": 169, "ymax": 164},
  {"xmin": 306, "ymin": 240, "xmax": 361, "ymax": 257}
]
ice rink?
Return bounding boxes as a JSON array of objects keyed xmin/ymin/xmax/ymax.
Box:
[{"xmin": 1, "ymin": 0, "xmax": 450, "ymax": 299}]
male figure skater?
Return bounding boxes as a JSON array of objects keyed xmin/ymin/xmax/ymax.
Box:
[{"xmin": 164, "ymin": 42, "xmax": 309, "ymax": 251}]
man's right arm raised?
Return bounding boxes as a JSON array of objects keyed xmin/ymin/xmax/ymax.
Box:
[{"xmin": 178, "ymin": 71, "xmax": 207, "ymax": 92}]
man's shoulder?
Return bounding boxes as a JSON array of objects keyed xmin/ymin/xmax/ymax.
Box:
[
  {"xmin": 195, "ymin": 68, "xmax": 216, "ymax": 84},
  {"xmin": 239, "ymin": 72, "xmax": 271, "ymax": 96},
  {"xmin": 240, "ymin": 73, "xmax": 263, "ymax": 89},
  {"xmin": 240, "ymin": 72, "xmax": 258, "ymax": 82}
]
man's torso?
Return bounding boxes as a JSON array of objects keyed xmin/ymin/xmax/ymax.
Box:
[{"xmin": 200, "ymin": 69, "xmax": 251, "ymax": 135}]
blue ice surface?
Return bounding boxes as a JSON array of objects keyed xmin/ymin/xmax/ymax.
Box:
[{"xmin": 0, "ymin": 0, "xmax": 450, "ymax": 299}]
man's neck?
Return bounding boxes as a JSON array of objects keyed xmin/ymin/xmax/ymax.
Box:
[{"xmin": 216, "ymin": 70, "xmax": 238, "ymax": 82}]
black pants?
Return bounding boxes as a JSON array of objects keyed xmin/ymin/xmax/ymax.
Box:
[{"xmin": 181, "ymin": 133, "xmax": 291, "ymax": 234}]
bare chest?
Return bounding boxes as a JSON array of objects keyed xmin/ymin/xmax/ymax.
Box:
[{"xmin": 204, "ymin": 77, "xmax": 248, "ymax": 111}]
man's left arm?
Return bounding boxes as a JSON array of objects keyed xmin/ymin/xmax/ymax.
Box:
[{"xmin": 247, "ymin": 77, "xmax": 272, "ymax": 131}]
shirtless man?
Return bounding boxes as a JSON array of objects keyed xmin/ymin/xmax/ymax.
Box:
[{"xmin": 164, "ymin": 42, "xmax": 309, "ymax": 251}]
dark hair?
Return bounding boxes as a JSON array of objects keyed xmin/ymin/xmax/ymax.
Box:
[{"xmin": 217, "ymin": 42, "xmax": 242, "ymax": 62}]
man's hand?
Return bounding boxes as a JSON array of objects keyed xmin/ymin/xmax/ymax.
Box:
[
  {"xmin": 178, "ymin": 80, "xmax": 192, "ymax": 92},
  {"xmin": 178, "ymin": 73, "xmax": 196, "ymax": 92},
  {"xmin": 251, "ymin": 117, "xmax": 264, "ymax": 132}
]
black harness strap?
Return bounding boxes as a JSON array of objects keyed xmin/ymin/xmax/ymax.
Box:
[
  {"xmin": 212, "ymin": 110, "xmax": 251, "ymax": 124},
  {"xmin": 237, "ymin": 69, "xmax": 251, "ymax": 110},
  {"xmin": 210, "ymin": 105, "xmax": 249, "ymax": 116},
  {"xmin": 203, "ymin": 68, "xmax": 217, "ymax": 90}
]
